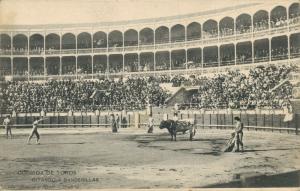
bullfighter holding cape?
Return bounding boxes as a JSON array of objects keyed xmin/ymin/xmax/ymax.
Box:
[{"xmin": 224, "ymin": 117, "xmax": 244, "ymax": 152}]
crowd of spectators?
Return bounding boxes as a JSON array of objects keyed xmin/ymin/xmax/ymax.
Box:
[
  {"xmin": 30, "ymin": 47, "xmax": 44, "ymax": 54},
  {"xmin": 253, "ymin": 19, "xmax": 269, "ymax": 32},
  {"xmin": 291, "ymin": 45, "xmax": 300, "ymax": 58},
  {"xmin": 7, "ymin": 44, "xmax": 300, "ymax": 77},
  {"xmin": 220, "ymin": 27, "xmax": 234, "ymax": 37},
  {"xmin": 271, "ymin": 16, "xmax": 288, "ymax": 28},
  {"xmin": 289, "ymin": 13, "xmax": 300, "ymax": 25},
  {"xmin": 236, "ymin": 24, "xmax": 252, "ymax": 34},
  {"xmin": 202, "ymin": 29, "xmax": 218, "ymax": 39},
  {"xmin": 1, "ymin": 63, "xmax": 296, "ymax": 114},
  {"xmin": 189, "ymin": 65, "xmax": 295, "ymax": 110},
  {"xmin": 254, "ymin": 49, "xmax": 269, "ymax": 62},
  {"xmin": 271, "ymin": 47, "xmax": 288, "ymax": 60},
  {"xmin": 0, "ymin": 45, "xmax": 11, "ymax": 54},
  {"xmin": 152, "ymin": 74, "xmax": 205, "ymax": 87},
  {"xmin": 171, "ymin": 58, "xmax": 186, "ymax": 69},
  {"xmin": 221, "ymin": 53, "xmax": 235, "ymax": 65},
  {"xmin": 1, "ymin": 77, "xmax": 170, "ymax": 113}
]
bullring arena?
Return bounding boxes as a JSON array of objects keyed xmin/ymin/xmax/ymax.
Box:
[{"xmin": 0, "ymin": 0, "xmax": 300, "ymax": 189}]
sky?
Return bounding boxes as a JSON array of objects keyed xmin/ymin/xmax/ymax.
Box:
[{"xmin": 0, "ymin": 0, "xmax": 279, "ymax": 26}]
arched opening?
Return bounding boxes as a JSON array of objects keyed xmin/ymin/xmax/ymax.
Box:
[
  {"xmin": 93, "ymin": 31, "xmax": 107, "ymax": 48},
  {"xmin": 140, "ymin": 52, "xmax": 154, "ymax": 71},
  {"xmin": 124, "ymin": 54, "xmax": 138, "ymax": 72},
  {"xmin": 187, "ymin": 22, "xmax": 201, "ymax": 41},
  {"xmin": 77, "ymin": 32, "xmax": 91, "ymax": 49},
  {"xmin": 187, "ymin": 48, "xmax": 201, "ymax": 68},
  {"xmin": 155, "ymin": 26, "xmax": 169, "ymax": 44},
  {"xmin": 46, "ymin": 57, "xmax": 60, "ymax": 75},
  {"xmin": 109, "ymin": 54, "xmax": 123, "ymax": 73},
  {"xmin": 29, "ymin": 57, "xmax": 44, "ymax": 75},
  {"xmin": 271, "ymin": 35, "xmax": 288, "ymax": 60},
  {"xmin": 124, "ymin": 29, "xmax": 138, "ymax": 46},
  {"xmin": 108, "ymin": 30, "xmax": 123, "ymax": 47},
  {"xmin": 253, "ymin": 10, "xmax": 269, "ymax": 31},
  {"xmin": 289, "ymin": 3, "xmax": 300, "ymax": 24},
  {"xmin": 155, "ymin": 51, "xmax": 170, "ymax": 71},
  {"xmin": 93, "ymin": 55, "xmax": 107, "ymax": 73},
  {"xmin": 290, "ymin": 33, "xmax": 300, "ymax": 58},
  {"xmin": 13, "ymin": 34, "xmax": 28, "ymax": 54},
  {"xmin": 171, "ymin": 49, "xmax": 186, "ymax": 70},
  {"xmin": 140, "ymin": 28, "xmax": 154, "ymax": 45},
  {"xmin": 62, "ymin": 33, "xmax": 76, "ymax": 49},
  {"xmin": 62, "ymin": 56, "xmax": 76, "ymax": 74},
  {"xmin": 13, "ymin": 57, "xmax": 28, "ymax": 75},
  {"xmin": 236, "ymin": 13, "xmax": 252, "ymax": 34},
  {"xmin": 46, "ymin": 33, "xmax": 60, "ymax": 52},
  {"xmin": 203, "ymin": 19, "xmax": 218, "ymax": 39},
  {"xmin": 203, "ymin": 46, "xmax": 218, "ymax": 67},
  {"xmin": 77, "ymin": 56, "xmax": 92, "ymax": 74},
  {"xmin": 219, "ymin": 17, "xmax": 234, "ymax": 36},
  {"xmin": 29, "ymin": 34, "xmax": 44, "ymax": 54},
  {"xmin": 220, "ymin": 44, "xmax": 235, "ymax": 66},
  {"xmin": 0, "ymin": 34, "xmax": 11, "ymax": 52},
  {"xmin": 254, "ymin": 39, "xmax": 269, "ymax": 62},
  {"xmin": 171, "ymin": 24, "xmax": 185, "ymax": 42},
  {"xmin": 0, "ymin": 58, "xmax": 11, "ymax": 75},
  {"xmin": 236, "ymin": 41, "xmax": 252, "ymax": 64},
  {"xmin": 270, "ymin": 6, "xmax": 287, "ymax": 28}
]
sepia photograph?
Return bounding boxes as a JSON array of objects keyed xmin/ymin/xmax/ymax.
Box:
[{"xmin": 0, "ymin": 0, "xmax": 300, "ymax": 190}]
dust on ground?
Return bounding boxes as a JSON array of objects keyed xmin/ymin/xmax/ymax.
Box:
[{"xmin": 0, "ymin": 128, "xmax": 299, "ymax": 189}]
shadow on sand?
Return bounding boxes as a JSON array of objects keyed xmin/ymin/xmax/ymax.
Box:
[
  {"xmin": 243, "ymin": 147, "xmax": 300, "ymax": 152},
  {"xmin": 42, "ymin": 142, "xmax": 86, "ymax": 145},
  {"xmin": 202, "ymin": 170, "xmax": 300, "ymax": 188}
]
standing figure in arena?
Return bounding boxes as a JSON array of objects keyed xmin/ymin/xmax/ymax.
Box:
[
  {"xmin": 173, "ymin": 112, "xmax": 179, "ymax": 122},
  {"xmin": 27, "ymin": 117, "xmax": 46, "ymax": 144},
  {"xmin": 172, "ymin": 112, "xmax": 179, "ymax": 130},
  {"xmin": 147, "ymin": 114, "xmax": 154, "ymax": 133},
  {"xmin": 234, "ymin": 117, "xmax": 244, "ymax": 152},
  {"xmin": 283, "ymin": 99, "xmax": 294, "ymax": 122},
  {"xmin": 174, "ymin": 103, "xmax": 179, "ymax": 114},
  {"xmin": 115, "ymin": 114, "xmax": 120, "ymax": 129},
  {"xmin": 3, "ymin": 115, "xmax": 12, "ymax": 139},
  {"xmin": 110, "ymin": 114, "xmax": 118, "ymax": 133}
]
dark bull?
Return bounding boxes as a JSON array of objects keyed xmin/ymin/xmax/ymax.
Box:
[{"xmin": 159, "ymin": 119, "xmax": 196, "ymax": 141}]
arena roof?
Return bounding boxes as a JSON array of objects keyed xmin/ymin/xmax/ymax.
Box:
[{"xmin": 0, "ymin": 0, "xmax": 289, "ymax": 29}]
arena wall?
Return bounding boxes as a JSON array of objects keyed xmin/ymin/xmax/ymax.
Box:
[{"xmin": 1, "ymin": 110, "xmax": 297, "ymax": 134}]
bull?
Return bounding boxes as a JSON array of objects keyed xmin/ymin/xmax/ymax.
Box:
[{"xmin": 159, "ymin": 119, "xmax": 196, "ymax": 141}]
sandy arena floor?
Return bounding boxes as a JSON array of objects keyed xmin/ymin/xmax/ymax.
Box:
[{"xmin": 0, "ymin": 128, "xmax": 299, "ymax": 189}]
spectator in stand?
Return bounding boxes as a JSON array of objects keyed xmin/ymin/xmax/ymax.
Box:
[
  {"xmin": 0, "ymin": 65, "xmax": 295, "ymax": 113},
  {"xmin": 191, "ymin": 64, "xmax": 295, "ymax": 110},
  {"xmin": 1, "ymin": 77, "xmax": 170, "ymax": 113}
]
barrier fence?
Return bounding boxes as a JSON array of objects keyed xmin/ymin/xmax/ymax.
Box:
[{"xmin": 0, "ymin": 110, "xmax": 297, "ymax": 135}]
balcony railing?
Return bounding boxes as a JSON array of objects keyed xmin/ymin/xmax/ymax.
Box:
[
  {"xmin": 12, "ymin": 50, "xmax": 28, "ymax": 55},
  {"xmin": 108, "ymin": 47, "xmax": 123, "ymax": 52},
  {"xmin": 46, "ymin": 50, "xmax": 60, "ymax": 55},
  {"xmin": 0, "ymin": 50, "xmax": 12, "ymax": 55},
  {"xmin": 61, "ymin": 49, "xmax": 76, "ymax": 54},
  {"xmin": 77, "ymin": 48, "xmax": 92, "ymax": 54},
  {"xmin": 93, "ymin": 48, "xmax": 107, "ymax": 53},
  {"xmin": 1, "ymin": 21, "xmax": 300, "ymax": 57},
  {"xmin": 5, "ymin": 57, "xmax": 299, "ymax": 82},
  {"xmin": 29, "ymin": 50, "xmax": 44, "ymax": 55},
  {"xmin": 124, "ymin": 46, "xmax": 139, "ymax": 52}
]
